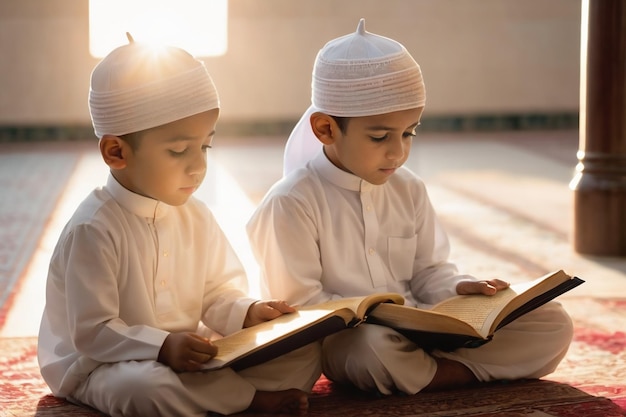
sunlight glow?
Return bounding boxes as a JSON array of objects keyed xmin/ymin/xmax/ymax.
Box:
[
  {"xmin": 250, "ymin": 309, "xmax": 335, "ymax": 347},
  {"xmin": 89, "ymin": 0, "xmax": 228, "ymax": 58}
]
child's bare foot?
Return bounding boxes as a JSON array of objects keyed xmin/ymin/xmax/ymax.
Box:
[{"xmin": 248, "ymin": 389, "xmax": 309, "ymax": 414}]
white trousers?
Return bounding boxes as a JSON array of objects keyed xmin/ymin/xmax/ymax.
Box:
[
  {"xmin": 70, "ymin": 342, "xmax": 321, "ymax": 416},
  {"xmin": 322, "ymin": 302, "xmax": 573, "ymax": 395}
]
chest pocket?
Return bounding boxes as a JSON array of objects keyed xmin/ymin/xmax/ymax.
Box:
[{"xmin": 387, "ymin": 235, "xmax": 418, "ymax": 282}]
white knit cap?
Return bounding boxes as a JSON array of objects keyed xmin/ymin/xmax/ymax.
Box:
[
  {"xmin": 88, "ymin": 35, "xmax": 219, "ymax": 138},
  {"xmin": 312, "ymin": 18, "xmax": 425, "ymax": 117},
  {"xmin": 283, "ymin": 19, "xmax": 425, "ymax": 175}
]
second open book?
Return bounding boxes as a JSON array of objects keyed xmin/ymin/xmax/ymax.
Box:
[{"xmin": 203, "ymin": 269, "xmax": 584, "ymax": 371}]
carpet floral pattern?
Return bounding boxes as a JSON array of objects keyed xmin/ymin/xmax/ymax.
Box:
[{"xmin": 1, "ymin": 297, "xmax": 624, "ymax": 417}]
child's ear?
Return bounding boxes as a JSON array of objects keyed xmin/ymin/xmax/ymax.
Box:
[
  {"xmin": 99, "ymin": 135, "xmax": 128, "ymax": 169},
  {"xmin": 310, "ymin": 112, "xmax": 340, "ymax": 145}
]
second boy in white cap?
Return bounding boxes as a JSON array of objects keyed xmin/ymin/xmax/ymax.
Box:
[{"xmin": 248, "ymin": 19, "xmax": 573, "ymax": 395}]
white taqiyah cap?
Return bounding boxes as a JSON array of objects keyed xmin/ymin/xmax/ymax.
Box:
[
  {"xmin": 88, "ymin": 34, "xmax": 220, "ymax": 138},
  {"xmin": 312, "ymin": 18, "xmax": 426, "ymax": 117},
  {"xmin": 283, "ymin": 19, "xmax": 426, "ymax": 176}
]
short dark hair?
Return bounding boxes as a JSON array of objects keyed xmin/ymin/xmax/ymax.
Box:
[
  {"xmin": 329, "ymin": 115, "xmax": 350, "ymax": 134},
  {"xmin": 119, "ymin": 130, "xmax": 145, "ymax": 150}
]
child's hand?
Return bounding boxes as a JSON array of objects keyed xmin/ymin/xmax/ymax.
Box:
[
  {"xmin": 244, "ymin": 300, "xmax": 296, "ymax": 328},
  {"xmin": 456, "ymin": 279, "xmax": 510, "ymax": 296},
  {"xmin": 158, "ymin": 332, "xmax": 217, "ymax": 372}
]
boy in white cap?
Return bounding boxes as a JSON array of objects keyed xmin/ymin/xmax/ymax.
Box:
[
  {"xmin": 37, "ymin": 36, "xmax": 321, "ymax": 416},
  {"xmin": 247, "ymin": 19, "xmax": 573, "ymax": 395}
]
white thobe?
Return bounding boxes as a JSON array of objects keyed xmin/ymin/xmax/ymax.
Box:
[
  {"xmin": 38, "ymin": 174, "xmax": 320, "ymax": 416},
  {"xmin": 247, "ymin": 151, "xmax": 573, "ymax": 395}
]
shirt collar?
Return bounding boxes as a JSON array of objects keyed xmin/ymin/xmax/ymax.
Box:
[
  {"xmin": 105, "ymin": 174, "xmax": 170, "ymax": 220},
  {"xmin": 311, "ymin": 149, "xmax": 377, "ymax": 193}
]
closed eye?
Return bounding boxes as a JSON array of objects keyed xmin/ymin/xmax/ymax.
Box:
[
  {"xmin": 169, "ymin": 143, "xmax": 212, "ymax": 157},
  {"xmin": 169, "ymin": 148, "xmax": 188, "ymax": 157},
  {"xmin": 370, "ymin": 134, "xmax": 388, "ymax": 142}
]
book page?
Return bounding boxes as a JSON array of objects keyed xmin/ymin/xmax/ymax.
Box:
[
  {"xmin": 431, "ymin": 289, "xmax": 518, "ymax": 336},
  {"xmin": 369, "ymin": 270, "xmax": 580, "ymax": 346},
  {"xmin": 298, "ymin": 297, "xmax": 365, "ymax": 315},
  {"xmin": 430, "ymin": 270, "xmax": 574, "ymax": 337},
  {"xmin": 204, "ymin": 308, "xmax": 350, "ymax": 370},
  {"xmin": 369, "ymin": 303, "xmax": 481, "ymax": 338},
  {"xmin": 299, "ymin": 293, "xmax": 405, "ymax": 318},
  {"xmin": 202, "ymin": 293, "xmax": 405, "ymax": 370}
]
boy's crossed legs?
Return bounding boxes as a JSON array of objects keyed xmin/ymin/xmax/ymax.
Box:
[
  {"xmin": 321, "ymin": 302, "xmax": 573, "ymax": 395},
  {"xmin": 71, "ymin": 343, "xmax": 321, "ymax": 416}
]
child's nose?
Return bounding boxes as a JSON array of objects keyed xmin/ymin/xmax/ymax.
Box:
[
  {"xmin": 188, "ymin": 151, "xmax": 207, "ymax": 175},
  {"xmin": 386, "ymin": 137, "xmax": 406, "ymax": 160}
]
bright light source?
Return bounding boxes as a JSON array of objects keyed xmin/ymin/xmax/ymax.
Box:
[{"xmin": 89, "ymin": 0, "xmax": 228, "ymax": 58}]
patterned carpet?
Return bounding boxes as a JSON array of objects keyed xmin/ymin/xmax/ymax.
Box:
[
  {"xmin": 1, "ymin": 308, "xmax": 625, "ymax": 417},
  {"xmin": 0, "ymin": 146, "xmax": 78, "ymax": 328}
]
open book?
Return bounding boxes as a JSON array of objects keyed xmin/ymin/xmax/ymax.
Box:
[{"xmin": 203, "ymin": 270, "xmax": 583, "ymax": 371}]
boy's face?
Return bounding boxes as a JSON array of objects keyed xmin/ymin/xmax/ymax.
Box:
[
  {"xmin": 113, "ymin": 109, "xmax": 219, "ymax": 206},
  {"xmin": 324, "ymin": 107, "xmax": 424, "ymax": 185}
]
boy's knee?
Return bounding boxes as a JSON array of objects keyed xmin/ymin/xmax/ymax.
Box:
[
  {"xmin": 322, "ymin": 325, "xmax": 409, "ymax": 375},
  {"xmin": 322, "ymin": 325, "xmax": 430, "ymax": 394},
  {"xmin": 558, "ymin": 306, "xmax": 574, "ymax": 339},
  {"xmin": 104, "ymin": 362, "xmax": 177, "ymax": 414},
  {"xmin": 542, "ymin": 302, "xmax": 575, "ymax": 344},
  {"xmin": 325, "ymin": 324, "xmax": 409, "ymax": 357},
  {"xmin": 116, "ymin": 361, "xmax": 168, "ymax": 389}
]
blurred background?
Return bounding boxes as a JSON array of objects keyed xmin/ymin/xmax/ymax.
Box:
[
  {"xmin": 0, "ymin": 0, "xmax": 581, "ymax": 139},
  {"xmin": 4, "ymin": 0, "xmax": 626, "ymax": 340}
]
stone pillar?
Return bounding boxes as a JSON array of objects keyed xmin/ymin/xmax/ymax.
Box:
[{"xmin": 571, "ymin": 0, "xmax": 626, "ymax": 256}]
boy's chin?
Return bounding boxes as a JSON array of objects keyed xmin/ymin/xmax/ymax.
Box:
[
  {"xmin": 160, "ymin": 195, "xmax": 193, "ymax": 206},
  {"xmin": 367, "ymin": 175, "xmax": 393, "ymax": 186}
]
